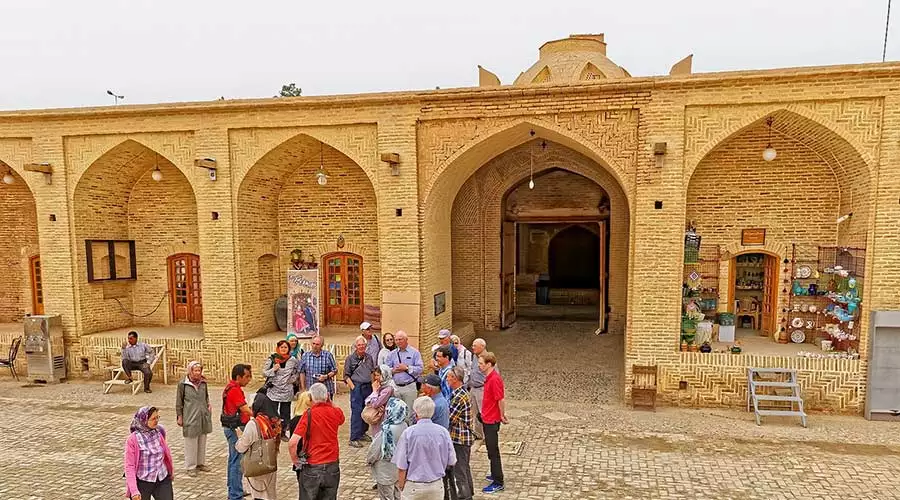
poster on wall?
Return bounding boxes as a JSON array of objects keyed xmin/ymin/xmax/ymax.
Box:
[{"xmin": 287, "ymin": 269, "xmax": 320, "ymax": 339}]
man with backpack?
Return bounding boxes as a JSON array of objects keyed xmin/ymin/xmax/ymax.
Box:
[{"xmin": 222, "ymin": 364, "xmax": 253, "ymax": 500}]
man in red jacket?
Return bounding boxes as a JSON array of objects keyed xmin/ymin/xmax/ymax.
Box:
[{"xmin": 290, "ymin": 382, "xmax": 346, "ymax": 500}]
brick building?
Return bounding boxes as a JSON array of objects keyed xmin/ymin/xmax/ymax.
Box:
[{"xmin": 1, "ymin": 34, "xmax": 896, "ymax": 412}]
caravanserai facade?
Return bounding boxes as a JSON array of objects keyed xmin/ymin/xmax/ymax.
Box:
[{"xmin": 1, "ymin": 34, "xmax": 898, "ymax": 412}]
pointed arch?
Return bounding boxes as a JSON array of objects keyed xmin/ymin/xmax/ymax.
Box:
[
  {"xmin": 73, "ymin": 139, "xmax": 200, "ymax": 334},
  {"xmin": 580, "ymin": 62, "xmax": 606, "ymax": 81},
  {"xmin": 0, "ymin": 159, "xmax": 40, "ymax": 321},
  {"xmin": 532, "ymin": 66, "xmax": 552, "ymax": 84}
]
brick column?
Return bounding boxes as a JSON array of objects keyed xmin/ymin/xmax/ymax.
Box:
[
  {"xmin": 375, "ymin": 111, "xmax": 423, "ymax": 347},
  {"xmin": 32, "ymin": 135, "xmax": 82, "ymax": 370},
  {"xmin": 625, "ymin": 99, "xmax": 686, "ymax": 368},
  {"xmin": 193, "ymin": 128, "xmax": 241, "ymax": 373}
]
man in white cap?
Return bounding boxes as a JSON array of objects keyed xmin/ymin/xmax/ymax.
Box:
[
  {"xmin": 431, "ymin": 328, "xmax": 458, "ymax": 371},
  {"xmin": 359, "ymin": 321, "xmax": 381, "ymax": 366}
]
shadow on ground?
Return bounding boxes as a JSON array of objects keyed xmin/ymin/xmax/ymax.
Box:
[{"xmin": 478, "ymin": 320, "xmax": 623, "ymax": 405}]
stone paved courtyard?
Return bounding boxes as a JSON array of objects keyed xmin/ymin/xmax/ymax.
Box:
[{"xmin": 1, "ymin": 322, "xmax": 899, "ymax": 499}]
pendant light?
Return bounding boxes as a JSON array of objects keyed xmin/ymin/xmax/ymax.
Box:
[
  {"xmin": 316, "ymin": 142, "xmax": 328, "ymax": 186},
  {"xmin": 528, "ymin": 130, "xmax": 535, "ymax": 189},
  {"xmin": 2, "ymin": 168, "xmax": 14, "ymax": 185},
  {"xmin": 151, "ymin": 153, "xmax": 163, "ymax": 182},
  {"xmin": 762, "ymin": 117, "xmax": 777, "ymax": 162}
]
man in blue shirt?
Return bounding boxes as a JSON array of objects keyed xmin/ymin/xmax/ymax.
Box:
[
  {"xmin": 387, "ymin": 330, "xmax": 424, "ymax": 424},
  {"xmin": 431, "ymin": 329, "xmax": 459, "ymax": 369},
  {"xmin": 299, "ymin": 336, "xmax": 338, "ymax": 397},
  {"xmin": 434, "ymin": 345, "xmax": 455, "ymax": 399},
  {"xmin": 120, "ymin": 331, "xmax": 156, "ymax": 393},
  {"xmin": 421, "ymin": 374, "xmax": 450, "ymax": 429},
  {"xmin": 393, "ymin": 396, "xmax": 456, "ymax": 497}
]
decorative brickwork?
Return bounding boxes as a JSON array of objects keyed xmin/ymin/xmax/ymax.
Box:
[{"xmin": 2, "ymin": 55, "xmax": 900, "ymax": 412}]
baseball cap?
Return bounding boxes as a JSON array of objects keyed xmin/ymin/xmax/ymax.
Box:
[
  {"xmin": 360, "ymin": 322, "xmax": 372, "ymax": 330},
  {"xmin": 424, "ymin": 374, "xmax": 442, "ymax": 387},
  {"xmin": 437, "ymin": 329, "xmax": 451, "ymax": 339}
]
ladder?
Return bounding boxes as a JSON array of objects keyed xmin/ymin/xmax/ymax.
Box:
[{"xmin": 747, "ymin": 367, "xmax": 807, "ymax": 428}]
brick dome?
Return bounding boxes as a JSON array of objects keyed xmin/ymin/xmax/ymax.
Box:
[{"xmin": 513, "ymin": 34, "xmax": 630, "ymax": 85}]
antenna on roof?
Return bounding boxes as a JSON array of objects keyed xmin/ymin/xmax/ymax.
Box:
[{"xmin": 884, "ymin": 0, "xmax": 893, "ymax": 62}]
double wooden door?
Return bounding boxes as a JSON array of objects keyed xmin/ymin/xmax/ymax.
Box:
[
  {"xmin": 167, "ymin": 253, "xmax": 203, "ymax": 323},
  {"xmin": 325, "ymin": 253, "xmax": 363, "ymax": 325}
]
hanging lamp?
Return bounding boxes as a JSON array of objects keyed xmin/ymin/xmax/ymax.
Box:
[
  {"xmin": 762, "ymin": 117, "xmax": 777, "ymax": 162},
  {"xmin": 151, "ymin": 153, "xmax": 163, "ymax": 182},
  {"xmin": 528, "ymin": 130, "xmax": 536, "ymax": 189},
  {"xmin": 316, "ymin": 143, "xmax": 328, "ymax": 186},
  {"xmin": 2, "ymin": 168, "xmax": 14, "ymax": 185}
]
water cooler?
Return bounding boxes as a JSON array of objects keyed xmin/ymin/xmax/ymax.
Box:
[{"xmin": 24, "ymin": 315, "xmax": 66, "ymax": 383}]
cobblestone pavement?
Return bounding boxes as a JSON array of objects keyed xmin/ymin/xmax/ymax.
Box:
[{"xmin": 1, "ymin": 321, "xmax": 899, "ymax": 499}]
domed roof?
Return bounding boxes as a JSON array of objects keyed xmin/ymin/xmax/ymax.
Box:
[{"xmin": 513, "ymin": 34, "xmax": 630, "ymax": 86}]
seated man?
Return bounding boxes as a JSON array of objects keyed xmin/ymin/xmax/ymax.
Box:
[{"xmin": 120, "ymin": 331, "xmax": 155, "ymax": 393}]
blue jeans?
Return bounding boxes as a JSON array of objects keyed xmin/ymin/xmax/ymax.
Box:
[
  {"xmin": 349, "ymin": 382, "xmax": 373, "ymax": 441},
  {"xmin": 223, "ymin": 427, "xmax": 243, "ymax": 500}
]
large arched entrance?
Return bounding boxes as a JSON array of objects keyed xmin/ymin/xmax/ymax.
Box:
[
  {"xmin": 685, "ymin": 109, "xmax": 872, "ymax": 355},
  {"xmin": 236, "ymin": 134, "xmax": 379, "ymax": 339},
  {"xmin": 448, "ymin": 138, "xmax": 628, "ymax": 333},
  {"xmin": 73, "ymin": 140, "xmax": 200, "ymax": 334},
  {"xmin": 0, "ymin": 163, "xmax": 40, "ymax": 322},
  {"xmin": 423, "ymin": 123, "xmax": 633, "ymax": 404}
]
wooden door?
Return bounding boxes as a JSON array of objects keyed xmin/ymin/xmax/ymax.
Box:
[
  {"xmin": 325, "ymin": 253, "xmax": 363, "ymax": 325},
  {"xmin": 501, "ymin": 221, "xmax": 517, "ymax": 328},
  {"xmin": 597, "ymin": 221, "xmax": 607, "ymax": 333},
  {"xmin": 30, "ymin": 255, "xmax": 44, "ymax": 315},
  {"xmin": 761, "ymin": 254, "xmax": 777, "ymax": 334},
  {"xmin": 168, "ymin": 254, "xmax": 203, "ymax": 323}
]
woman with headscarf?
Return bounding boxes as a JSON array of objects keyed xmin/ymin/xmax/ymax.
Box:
[
  {"xmin": 363, "ymin": 365, "xmax": 397, "ymax": 427},
  {"xmin": 377, "ymin": 332, "xmax": 397, "ymax": 367},
  {"xmin": 365, "ymin": 398, "xmax": 408, "ymax": 500},
  {"xmin": 286, "ymin": 333, "xmax": 304, "ymax": 360},
  {"xmin": 235, "ymin": 393, "xmax": 282, "ymax": 500},
  {"xmin": 124, "ymin": 406, "xmax": 174, "ymax": 500},
  {"xmin": 175, "ymin": 361, "xmax": 212, "ymax": 476},
  {"xmin": 263, "ymin": 340, "xmax": 300, "ymax": 440}
]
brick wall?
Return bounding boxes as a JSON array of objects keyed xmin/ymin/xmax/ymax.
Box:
[
  {"xmin": 237, "ymin": 138, "xmax": 379, "ymax": 339},
  {"xmin": 73, "ymin": 141, "xmax": 199, "ymax": 334},
  {"xmin": 0, "ymin": 169, "xmax": 38, "ymax": 321},
  {"xmin": 687, "ymin": 123, "xmax": 840, "ymax": 258}
]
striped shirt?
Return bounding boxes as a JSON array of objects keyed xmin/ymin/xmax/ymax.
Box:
[{"xmin": 122, "ymin": 342, "xmax": 154, "ymax": 364}]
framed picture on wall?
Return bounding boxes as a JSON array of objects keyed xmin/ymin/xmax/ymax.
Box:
[{"xmin": 434, "ymin": 292, "xmax": 446, "ymax": 316}]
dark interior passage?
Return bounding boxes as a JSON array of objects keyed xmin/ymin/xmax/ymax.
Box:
[{"xmin": 548, "ymin": 225, "xmax": 600, "ymax": 289}]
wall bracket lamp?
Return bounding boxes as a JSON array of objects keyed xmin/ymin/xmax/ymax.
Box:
[
  {"xmin": 381, "ymin": 152, "xmax": 401, "ymax": 176},
  {"xmin": 194, "ymin": 157, "xmax": 218, "ymax": 181},
  {"xmin": 24, "ymin": 162, "xmax": 53, "ymax": 185}
]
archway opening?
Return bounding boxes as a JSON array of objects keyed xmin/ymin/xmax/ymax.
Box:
[
  {"xmin": 0, "ymin": 164, "xmax": 40, "ymax": 322},
  {"xmin": 685, "ymin": 110, "xmax": 871, "ymax": 355},
  {"xmin": 236, "ymin": 134, "xmax": 379, "ymax": 341},
  {"xmin": 436, "ymin": 134, "xmax": 629, "ymax": 404},
  {"xmin": 549, "ymin": 225, "xmax": 601, "ymax": 289},
  {"xmin": 73, "ymin": 140, "xmax": 200, "ymax": 334}
]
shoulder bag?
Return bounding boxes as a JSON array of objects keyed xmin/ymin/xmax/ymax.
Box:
[
  {"xmin": 241, "ymin": 419, "xmax": 280, "ymax": 478},
  {"xmin": 220, "ymin": 386, "xmax": 243, "ymax": 429}
]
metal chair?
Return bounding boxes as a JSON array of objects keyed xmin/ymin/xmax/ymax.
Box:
[{"xmin": 0, "ymin": 337, "xmax": 23, "ymax": 381}]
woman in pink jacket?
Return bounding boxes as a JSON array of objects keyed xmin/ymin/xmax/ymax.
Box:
[{"xmin": 124, "ymin": 406, "xmax": 175, "ymax": 500}]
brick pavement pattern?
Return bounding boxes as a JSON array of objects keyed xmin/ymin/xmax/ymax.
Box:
[{"xmin": 1, "ymin": 323, "xmax": 899, "ymax": 499}]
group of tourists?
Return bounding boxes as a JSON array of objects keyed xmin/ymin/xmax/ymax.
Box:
[{"xmin": 122, "ymin": 324, "xmax": 508, "ymax": 500}]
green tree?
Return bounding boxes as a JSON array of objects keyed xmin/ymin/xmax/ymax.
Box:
[{"xmin": 277, "ymin": 83, "xmax": 302, "ymax": 97}]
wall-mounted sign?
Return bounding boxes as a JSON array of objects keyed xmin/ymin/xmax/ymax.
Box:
[
  {"xmin": 434, "ymin": 292, "xmax": 446, "ymax": 316},
  {"xmin": 741, "ymin": 228, "xmax": 766, "ymax": 246}
]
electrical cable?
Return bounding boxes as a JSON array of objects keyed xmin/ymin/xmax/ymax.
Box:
[{"xmin": 113, "ymin": 290, "xmax": 170, "ymax": 318}]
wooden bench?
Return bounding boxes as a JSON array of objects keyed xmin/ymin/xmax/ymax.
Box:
[
  {"xmin": 631, "ymin": 365, "xmax": 658, "ymax": 411},
  {"xmin": 103, "ymin": 344, "xmax": 168, "ymax": 395}
]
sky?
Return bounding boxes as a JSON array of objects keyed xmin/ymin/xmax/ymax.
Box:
[{"xmin": 1, "ymin": 0, "xmax": 897, "ymax": 110}]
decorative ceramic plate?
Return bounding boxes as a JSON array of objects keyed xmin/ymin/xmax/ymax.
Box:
[
  {"xmin": 796, "ymin": 265, "xmax": 812, "ymax": 279},
  {"xmin": 791, "ymin": 329, "xmax": 806, "ymax": 343},
  {"xmin": 792, "ymin": 317, "xmax": 805, "ymax": 328}
]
